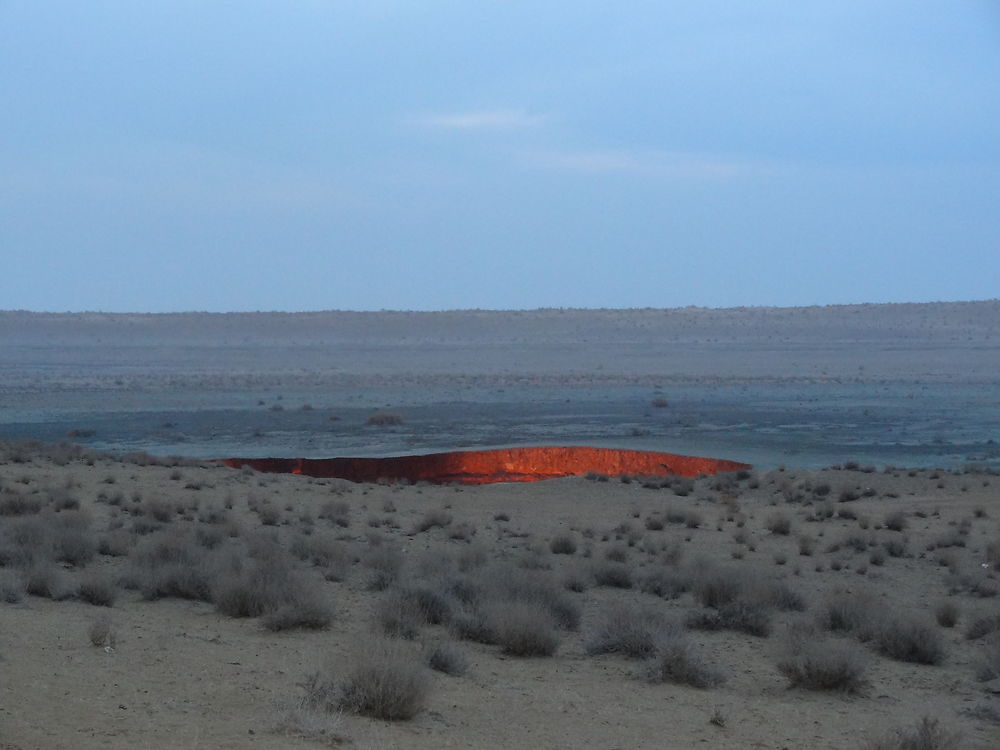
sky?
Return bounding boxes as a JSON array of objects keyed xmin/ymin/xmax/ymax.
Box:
[{"xmin": 2, "ymin": 1, "xmax": 999, "ymax": 312}]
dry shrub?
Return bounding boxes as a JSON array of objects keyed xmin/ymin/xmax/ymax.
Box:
[
  {"xmin": 214, "ymin": 546, "xmax": 333, "ymax": 630},
  {"xmin": 966, "ymin": 614, "xmax": 1000, "ymax": 640},
  {"xmin": 130, "ymin": 531, "xmax": 213, "ymax": 602},
  {"xmin": 450, "ymin": 604, "xmax": 497, "ymax": 645},
  {"xmin": 817, "ymin": 590, "xmax": 879, "ymax": 638},
  {"xmin": 0, "ymin": 490, "xmax": 42, "ymax": 517},
  {"xmin": 687, "ymin": 601, "xmax": 772, "ymax": 637},
  {"xmin": 318, "ymin": 500, "xmax": 351, "ymax": 528},
  {"xmin": 257, "ymin": 504, "xmax": 281, "ymax": 526},
  {"xmin": 362, "ymin": 544, "xmax": 404, "ymax": 590},
  {"xmin": 585, "ymin": 605, "xmax": 673, "ymax": 659},
  {"xmin": 413, "ymin": 509, "xmax": 453, "ymax": 533},
  {"xmin": 480, "ymin": 565, "xmax": 581, "ymax": 631},
  {"xmin": 644, "ymin": 639, "xmax": 724, "ymax": 689},
  {"xmin": 376, "ymin": 585, "xmax": 451, "ymax": 639},
  {"xmin": 777, "ymin": 629, "xmax": 867, "ymax": 692},
  {"xmin": 77, "ymin": 572, "xmax": 117, "ymax": 607},
  {"xmin": 97, "ymin": 530, "xmax": 133, "ymax": 557},
  {"xmin": 976, "ymin": 641, "xmax": 1000, "ymax": 682},
  {"xmin": 262, "ymin": 591, "xmax": 334, "ymax": 632},
  {"xmin": 426, "ymin": 641, "xmax": 468, "ymax": 676},
  {"xmin": 366, "ymin": 412, "xmax": 404, "ymax": 427},
  {"xmin": 874, "ymin": 617, "xmax": 945, "ymax": 665},
  {"xmin": 883, "ymin": 511, "xmax": 908, "ymax": 532},
  {"xmin": 798, "ymin": 535, "xmax": 816, "ymax": 556},
  {"xmin": 766, "ymin": 511, "xmax": 792, "ymax": 535},
  {"xmin": 562, "ymin": 566, "xmax": 592, "ymax": 592},
  {"xmin": 49, "ymin": 511, "xmax": 96, "ymax": 566},
  {"xmin": 0, "ymin": 570, "xmax": 24, "ymax": 603},
  {"xmin": 491, "ymin": 601, "xmax": 560, "ymax": 657},
  {"xmin": 693, "ymin": 565, "xmax": 804, "ymax": 613},
  {"xmin": 863, "ymin": 717, "xmax": 961, "ymax": 750},
  {"xmin": 337, "ymin": 640, "xmax": 430, "ymax": 720},
  {"xmin": 549, "ymin": 534, "xmax": 577, "ymax": 555},
  {"xmin": 638, "ymin": 566, "xmax": 691, "ymax": 599},
  {"xmin": 934, "ymin": 601, "xmax": 959, "ymax": 628},
  {"xmin": 591, "ymin": 560, "xmax": 633, "ymax": 589},
  {"xmin": 142, "ymin": 497, "xmax": 176, "ymax": 523},
  {"xmin": 24, "ymin": 563, "xmax": 65, "ymax": 599},
  {"xmin": 88, "ymin": 613, "xmax": 116, "ymax": 648}
]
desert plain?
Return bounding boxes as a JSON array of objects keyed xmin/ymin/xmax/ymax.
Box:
[{"xmin": 1, "ymin": 303, "xmax": 999, "ymax": 749}]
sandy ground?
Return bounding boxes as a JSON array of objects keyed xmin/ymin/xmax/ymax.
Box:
[{"xmin": 1, "ymin": 444, "xmax": 998, "ymax": 749}]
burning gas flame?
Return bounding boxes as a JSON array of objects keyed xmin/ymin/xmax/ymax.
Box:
[{"xmin": 221, "ymin": 446, "xmax": 750, "ymax": 485}]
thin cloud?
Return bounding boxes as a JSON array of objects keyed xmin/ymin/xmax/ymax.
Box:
[
  {"xmin": 521, "ymin": 148, "xmax": 779, "ymax": 181},
  {"xmin": 412, "ymin": 108, "xmax": 546, "ymax": 131}
]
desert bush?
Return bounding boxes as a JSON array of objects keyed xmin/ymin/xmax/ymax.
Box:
[
  {"xmin": 362, "ymin": 544, "xmax": 404, "ymax": 591},
  {"xmin": 457, "ymin": 544, "xmax": 488, "ymax": 572},
  {"xmin": 638, "ymin": 566, "xmax": 692, "ymax": 599},
  {"xmin": 262, "ymin": 592, "xmax": 334, "ymax": 632},
  {"xmin": 142, "ymin": 498, "xmax": 176, "ymax": 523},
  {"xmin": 485, "ymin": 565, "xmax": 581, "ymax": 631},
  {"xmin": 883, "ymin": 511, "xmax": 908, "ymax": 532},
  {"xmin": 257, "ymin": 504, "xmax": 281, "ymax": 526},
  {"xmin": 376, "ymin": 585, "xmax": 451, "ymax": 639},
  {"xmin": 585, "ymin": 605, "xmax": 672, "ymax": 659},
  {"xmin": 672, "ymin": 478, "xmax": 694, "ymax": 497},
  {"xmin": 644, "ymin": 515, "xmax": 665, "ymax": 531},
  {"xmin": 547, "ymin": 533, "xmax": 576, "ymax": 555},
  {"xmin": 965, "ymin": 614, "xmax": 1000, "ymax": 640},
  {"xmin": 934, "ymin": 601, "xmax": 959, "ymax": 628},
  {"xmin": 863, "ymin": 717, "xmax": 961, "ymax": 750},
  {"xmin": 817, "ymin": 590, "xmax": 878, "ymax": 638},
  {"xmin": 644, "ymin": 638, "xmax": 725, "ymax": 689},
  {"xmin": 0, "ymin": 491, "xmax": 42, "ymax": 516},
  {"xmin": 366, "ymin": 413, "xmax": 404, "ymax": 427},
  {"xmin": 318, "ymin": 500, "xmax": 351, "ymax": 528},
  {"xmin": 77, "ymin": 572, "xmax": 117, "ymax": 607},
  {"xmin": 491, "ymin": 601, "xmax": 560, "ymax": 657},
  {"xmin": 449, "ymin": 604, "xmax": 497, "ymax": 645},
  {"xmin": 777, "ymin": 631, "xmax": 867, "ymax": 692},
  {"xmin": 88, "ymin": 613, "xmax": 116, "ymax": 648},
  {"xmin": 48, "ymin": 512, "xmax": 96, "ymax": 566},
  {"xmin": 684, "ymin": 510, "xmax": 703, "ymax": 529},
  {"xmin": 213, "ymin": 554, "xmax": 288, "ymax": 617},
  {"xmin": 604, "ymin": 545, "xmax": 629, "ymax": 563},
  {"xmin": 23, "ymin": 563, "xmax": 63, "ymax": 599},
  {"xmin": 976, "ymin": 642, "xmax": 1000, "ymax": 682},
  {"xmin": 97, "ymin": 530, "xmax": 133, "ymax": 557},
  {"xmin": 337, "ymin": 640, "xmax": 429, "ymax": 720},
  {"xmin": 798, "ymin": 535, "xmax": 816, "ymax": 556},
  {"xmin": 413, "ymin": 509, "xmax": 453, "ymax": 533},
  {"xmin": 664, "ymin": 507, "xmax": 687, "ymax": 525},
  {"xmin": 0, "ymin": 570, "xmax": 23, "ymax": 603},
  {"xmin": 882, "ymin": 537, "xmax": 907, "ymax": 558},
  {"xmin": 591, "ymin": 561, "xmax": 633, "ymax": 589},
  {"xmin": 376, "ymin": 590, "xmax": 423, "ymax": 639},
  {"xmin": 426, "ymin": 641, "xmax": 468, "ymax": 676},
  {"xmin": 874, "ymin": 616, "xmax": 945, "ymax": 665},
  {"xmin": 687, "ymin": 600, "xmax": 772, "ymax": 637},
  {"xmin": 694, "ymin": 565, "xmax": 764, "ymax": 609},
  {"xmin": 562, "ymin": 567, "xmax": 592, "ymax": 592},
  {"xmin": 766, "ymin": 512, "xmax": 792, "ymax": 535},
  {"xmin": 986, "ymin": 538, "xmax": 1000, "ymax": 566},
  {"xmin": 130, "ymin": 531, "xmax": 213, "ymax": 602}
]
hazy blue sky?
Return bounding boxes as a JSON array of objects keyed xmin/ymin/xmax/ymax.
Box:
[{"xmin": 2, "ymin": 1, "xmax": 998, "ymax": 312}]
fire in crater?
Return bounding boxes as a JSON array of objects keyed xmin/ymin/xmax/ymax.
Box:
[{"xmin": 221, "ymin": 445, "xmax": 750, "ymax": 485}]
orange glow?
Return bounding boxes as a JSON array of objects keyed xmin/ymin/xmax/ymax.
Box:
[{"xmin": 220, "ymin": 446, "xmax": 750, "ymax": 485}]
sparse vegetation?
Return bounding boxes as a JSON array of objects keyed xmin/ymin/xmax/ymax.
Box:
[{"xmin": 335, "ymin": 640, "xmax": 430, "ymax": 720}]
